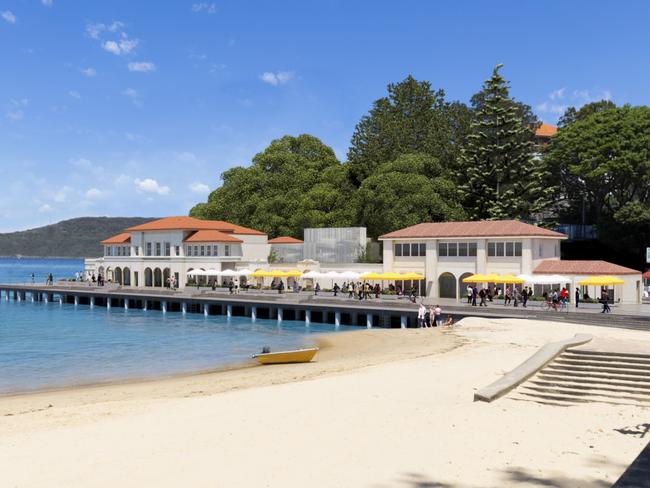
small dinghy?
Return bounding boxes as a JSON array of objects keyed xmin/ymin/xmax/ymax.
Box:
[{"xmin": 253, "ymin": 347, "xmax": 319, "ymax": 364}]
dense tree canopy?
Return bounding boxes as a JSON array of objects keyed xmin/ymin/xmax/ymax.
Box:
[
  {"xmin": 547, "ymin": 105, "xmax": 650, "ymax": 226},
  {"xmin": 346, "ymin": 76, "xmax": 472, "ymax": 186},
  {"xmin": 190, "ymin": 135, "xmax": 356, "ymax": 238},
  {"xmin": 459, "ymin": 65, "xmax": 553, "ymax": 220},
  {"xmin": 558, "ymin": 100, "xmax": 616, "ymax": 128},
  {"xmin": 356, "ymin": 153, "xmax": 465, "ymax": 237}
]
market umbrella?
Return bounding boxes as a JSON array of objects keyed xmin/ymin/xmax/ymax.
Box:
[
  {"xmin": 400, "ymin": 272, "xmax": 425, "ymax": 280},
  {"xmin": 492, "ymin": 274, "xmax": 525, "ymax": 284},
  {"xmin": 359, "ymin": 272, "xmax": 382, "ymax": 280},
  {"xmin": 578, "ymin": 275, "xmax": 624, "ymax": 286}
]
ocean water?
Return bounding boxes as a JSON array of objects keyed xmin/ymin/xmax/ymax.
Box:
[
  {"xmin": 0, "ymin": 257, "xmax": 83, "ymax": 284},
  {"xmin": 0, "ymin": 258, "xmax": 344, "ymax": 394}
]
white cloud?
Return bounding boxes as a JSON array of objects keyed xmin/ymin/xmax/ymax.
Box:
[
  {"xmin": 259, "ymin": 71, "xmax": 294, "ymax": 86},
  {"xmin": 6, "ymin": 110, "xmax": 24, "ymax": 120},
  {"xmin": 536, "ymin": 101, "xmax": 567, "ymax": 115},
  {"xmin": 70, "ymin": 157, "xmax": 92, "ymax": 169},
  {"xmin": 84, "ymin": 188, "xmax": 105, "ymax": 199},
  {"xmin": 135, "ymin": 178, "xmax": 170, "ymax": 195},
  {"xmin": 192, "ymin": 3, "xmax": 217, "ymax": 14},
  {"xmin": 38, "ymin": 204, "xmax": 53, "ymax": 213},
  {"xmin": 68, "ymin": 90, "xmax": 81, "ymax": 100},
  {"xmin": 86, "ymin": 21, "xmax": 124, "ymax": 39},
  {"xmin": 114, "ymin": 174, "xmax": 131, "ymax": 186},
  {"xmin": 102, "ymin": 40, "xmax": 121, "ymax": 55},
  {"xmin": 2, "ymin": 10, "xmax": 16, "ymax": 23},
  {"xmin": 81, "ymin": 67, "xmax": 96, "ymax": 77},
  {"xmin": 537, "ymin": 87, "xmax": 613, "ymax": 117},
  {"xmin": 52, "ymin": 186, "xmax": 72, "ymax": 203},
  {"xmin": 128, "ymin": 61, "xmax": 156, "ymax": 72},
  {"xmin": 102, "ymin": 37, "xmax": 138, "ymax": 55},
  {"xmin": 122, "ymin": 87, "xmax": 142, "ymax": 107},
  {"xmin": 189, "ymin": 182, "xmax": 210, "ymax": 195},
  {"xmin": 549, "ymin": 88, "xmax": 565, "ymax": 101},
  {"xmin": 41, "ymin": 0, "xmax": 53, "ymax": 6}
]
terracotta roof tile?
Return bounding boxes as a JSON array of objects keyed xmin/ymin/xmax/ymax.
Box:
[
  {"xmin": 268, "ymin": 236, "xmax": 304, "ymax": 244},
  {"xmin": 535, "ymin": 123, "xmax": 558, "ymax": 137},
  {"xmin": 379, "ymin": 220, "xmax": 565, "ymax": 240},
  {"xmin": 182, "ymin": 230, "xmax": 243, "ymax": 243},
  {"xmin": 124, "ymin": 216, "xmax": 265, "ymax": 235},
  {"xmin": 100, "ymin": 232, "xmax": 131, "ymax": 244},
  {"xmin": 643, "ymin": 269, "xmax": 650, "ymax": 279},
  {"xmin": 534, "ymin": 260, "xmax": 640, "ymax": 275}
]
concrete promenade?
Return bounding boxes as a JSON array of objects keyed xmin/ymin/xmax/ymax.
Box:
[{"xmin": 2, "ymin": 282, "xmax": 650, "ymax": 331}]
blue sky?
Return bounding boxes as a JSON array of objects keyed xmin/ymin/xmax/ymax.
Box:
[{"xmin": 1, "ymin": 1, "xmax": 649, "ymax": 232}]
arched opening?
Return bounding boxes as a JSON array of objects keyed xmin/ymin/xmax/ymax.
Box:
[
  {"xmin": 144, "ymin": 268, "xmax": 153, "ymax": 287},
  {"xmin": 438, "ymin": 272, "xmax": 457, "ymax": 299},
  {"xmin": 114, "ymin": 267, "xmax": 123, "ymax": 285},
  {"xmin": 459, "ymin": 272, "xmax": 473, "ymax": 302},
  {"xmin": 154, "ymin": 268, "xmax": 163, "ymax": 287},
  {"xmin": 163, "ymin": 268, "xmax": 171, "ymax": 288},
  {"xmin": 97, "ymin": 266, "xmax": 104, "ymax": 280},
  {"xmin": 105, "ymin": 267, "xmax": 113, "ymax": 282},
  {"xmin": 123, "ymin": 267, "xmax": 131, "ymax": 286}
]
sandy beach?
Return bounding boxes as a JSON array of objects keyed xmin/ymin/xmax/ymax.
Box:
[{"xmin": 1, "ymin": 317, "xmax": 649, "ymax": 487}]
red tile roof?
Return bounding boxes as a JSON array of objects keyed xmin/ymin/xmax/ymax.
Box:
[
  {"xmin": 268, "ymin": 236, "xmax": 304, "ymax": 244},
  {"xmin": 124, "ymin": 216, "xmax": 265, "ymax": 235},
  {"xmin": 534, "ymin": 260, "xmax": 640, "ymax": 275},
  {"xmin": 182, "ymin": 230, "xmax": 243, "ymax": 243},
  {"xmin": 380, "ymin": 220, "xmax": 566, "ymax": 240},
  {"xmin": 100, "ymin": 232, "xmax": 131, "ymax": 245},
  {"xmin": 643, "ymin": 270, "xmax": 650, "ymax": 279},
  {"xmin": 535, "ymin": 123, "xmax": 557, "ymax": 137}
]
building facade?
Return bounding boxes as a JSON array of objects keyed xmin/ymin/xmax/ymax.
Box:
[{"xmin": 86, "ymin": 216, "xmax": 270, "ymax": 288}]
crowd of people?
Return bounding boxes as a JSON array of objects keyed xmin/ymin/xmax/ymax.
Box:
[{"xmin": 417, "ymin": 303, "xmax": 454, "ymax": 328}]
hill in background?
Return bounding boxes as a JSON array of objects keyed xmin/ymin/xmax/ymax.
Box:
[{"xmin": 0, "ymin": 217, "xmax": 155, "ymax": 258}]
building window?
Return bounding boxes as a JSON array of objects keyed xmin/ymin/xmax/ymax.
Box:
[
  {"xmin": 165, "ymin": 242, "xmax": 171, "ymax": 256},
  {"xmin": 469, "ymin": 243, "xmax": 477, "ymax": 256},
  {"xmin": 117, "ymin": 246, "xmax": 121, "ymax": 257},
  {"xmin": 187, "ymin": 246, "xmax": 192, "ymax": 256},
  {"xmin": 206, "ymin": 245, "xmax": 211, "ymax": 256},
  {"xmin": 488, "ymin": 241, "xmax": 522, "ymax": 257},
  {"xmin": 402, "ymin": 244, "xmax": 410, "ymax": 257},
  {"xmin": 440, "ymin": 242, "xmax": 477, "ymax": 257},
  {"xmin": 213, "ymin": 245, "xmax": 219, "ymax": 256},
  {"xmin": 438, "ymin": 243, "xmax": 447, "ymax": 257},
  {"xmin": 225, "ymin": 245, "xmax": 231, "ymax": 257},
  {"xmin": 146, "ymin": 242, "xmax": 152, "ymax": 256},
  {"xmin": 448, "ymin": 243, "xmax": 458, "ymax": 257},
  {"xmin": 175, "ymin": 246, "xmax": 180, "ymax": 256},
  {"xmin": 200, "ymin": 245, "xmax": 205, "ymax": 256},
  {"xmin": 395, "ymin": 243, "xmax": 402, "ymax": 257},
  {"xmin": 193, "ymin": 245, "xmax": 199, "ymax": 256},
  {"xmin": 155, "ymin": 242, "xmax": 161, "ymax": 256},
  {"xmin": 419, "ymin": 243, "xmax": 426, "ymax": 256},
  {"xmin": 134, "ymin": 246, "xmax": 139, "ymax": 256}
]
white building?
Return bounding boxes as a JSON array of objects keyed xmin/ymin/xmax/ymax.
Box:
[
  {"xmin": 86, "ymin": 216, "xmax": 270, "ymax": 288},
  {"xmin": 380, "ymin": 220, "xmax": 642, "ymax": 304}
]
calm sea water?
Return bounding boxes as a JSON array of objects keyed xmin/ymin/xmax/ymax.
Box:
[
  {"xmin": 0, "ymin": 258, "xmax": 344, "ymax": 394},
  {"xmin": 0, "ymin": 257, "xmax": 83, "ymax": 284}
]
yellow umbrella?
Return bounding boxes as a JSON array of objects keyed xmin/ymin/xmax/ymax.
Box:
[
  {"xmin": 360, "ymin": 272, "xmax": 382, "ymax": 280},
  {"xmin": 462, "ymin": 273, "xmax": 486, "ymax": 283},
  {"xmin": 266, "ymin": 269, "xmax": 302, "ymax": 278},
  {"xmin": 579, "ymin": 275, "xmax": 624, "ymax": 286},
  {"xmin": 400, "ymin": 272, "xmax": 425, "ymax": 280},
  {"xmin": 378, "ymin": 272, "xmax": 406, "ymax": 280},
  {"xmin": 250, "ymin": 269, "xmax": 271, "ymax": 278},
  {"xmin": 492, "ymin": 274, "xmax": 525, "ymax": 284}
]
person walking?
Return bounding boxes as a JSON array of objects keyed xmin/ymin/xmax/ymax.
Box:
[
  {"xmin": 601, "ymin": 290, "xmax": 611, "ymax": 313},
  {"xmin": 466, "ymin": 285, "xmax": 473, "ymax": 304},
  {"xmin": 504, "ymin": 287, "xmax": 511, "ymax": 306},
  {"xmin": 348, "ymin": 282, "xmax": 354, "ymax": 299},
  {"xmin": 521, "ymin": 287, "xmax": 528, "ymax": 308},
  {"xmin": 228, "ymin": 280, "xmax": 234, "ymax": 294},
  {"xmin": 31, "ymin": 272, "xmax": 35, "ymax": 284},
  {"xmin": 479, "ymin": 288, "xmax": 487, "ymax": 307},
  {"xmin": 575, "ymin": 287, "xmax": 580, "ymax": 308},
  {"xmin": 428, "ymin": 305, "xmax": 436, "ymax": 327},
  {"xmin": 333, "ymin": 283, "xmax": 340, "ymax": 297},
  {"xmin": 314, "ymin": 283, "xmax": 320, "ymax": 295},
  {"xmin": 471, "ymin": 286, "xmax": 478, "ymax": 306}
]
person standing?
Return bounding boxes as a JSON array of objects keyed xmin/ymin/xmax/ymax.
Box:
[
  {"xmin": 417, "ymin": 303, "xmax": 426, "ymax": 328},
  {"xmin": 31, "ymin": 272, "xmax": 35, "ymax": 284},
  {"xmin": 575, "ymin": 287, "xmax": 580, "ymax": 308},
  {"xmin": 428, "ymin": 305, "xmax": 436, "ymax": 327},
  {"xmin": 601, "ymin": 290, "xmax": 611, "ymax": 313},
  {"xmin": 466, "ymin": 285, "xmax": 473, "ymax": 304},
  {"xmin": 333, "ymin": 283, "xmax": 340, "ymax": 297},
  {"xmin": 479, "ymin": 288, "xmax": 487, "ymax": 307},
  {"xmin": 521, "ymin": 287, "xmax": 528, "ymax": 308},
  {"xmin": 504, "ymin": 286, "xmax": 511, "ymax": 306},
  {"xmin": 471, "ymin": 286, "xmax": 478, "ymax": 306},
  {"xmin": 348, "ymin": 282, "xmax": 354, "ymax": 299},
  {"xmin": 314, "ymin": 283, "xmax": 320, "ymax": 295},
  {"xmin": 434, "ymin": 304, "xmax": 442, "ymax": 327}
]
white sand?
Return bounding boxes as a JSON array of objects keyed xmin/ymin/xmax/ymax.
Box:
[{"xmin": 1, "ymin": 317, "xmax": 648, "ymax": 487}]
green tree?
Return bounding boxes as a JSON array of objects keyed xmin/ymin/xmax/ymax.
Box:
[
  {"xmin": 190, "ymin": 135, "xmax": 356, "ymax": 237},
  {"xmin": 357, "ymin": 153, "xmax": 466, "ymax": 238},
  {"xmin": 347, "ymin": 76, "xmax": 472, "ymax": 186},
  {"xmin": 547, "ymin": 105, "xmax": 650, "ymax": 226},
  {"xmin": 458, "ymin": 64, "xmax": 552, "ymax": 220},
  {"xmin": 558, "ymin": 100, "xmax": 616, "ymax": 127}
]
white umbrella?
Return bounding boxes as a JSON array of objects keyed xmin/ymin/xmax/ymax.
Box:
[
  {"xmin": 205, "ymin": 269, "xmax": 221, "ymax": 277},
  {"xmin": 220, "ymin": 269, "xmax": 239, "ymax": 277},
  {"xmin": 187, "ymin": 269, "xmax": 207, "ymax": 276},
  {"xmin": 301, "ymin": 270, "xmax": 321, "ymax": 279},
  {"xmin": 337, "ymin": 271, "xmax": 361, "ymax": 280},
  {"xmin": 518, "ymin": 274, "xmax": 571, "ymax": 285},
  {"xmin": 236, "ymin": 269, "xmax": 252, "ymax": 276}
]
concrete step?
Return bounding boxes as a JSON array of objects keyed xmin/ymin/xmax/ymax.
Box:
[
  {"xmin": 563, "ymin": 351, "xmax": 650, "ymax": 364},
  {"xmin": 566, "ymin": 349, "xmax": 650, "ymax": 360},
  {"xmin": 508, "ymin": 395, "xmax": 575, "ymax": 407},
  {"xmin": 520, "ymin": 384, "xmax": 650, "ymax": 404},
  {"xmin": 539, "ymin": 368, "xmax": 650, "ymax": 384},
  {"xmin": 534, "ymin": 373, "xmax": 650, "ymax": 390},
  {"xmin": 529, "ymin": 378, "xmax": 650, "ymax": 396},
  {"xmin": 545, "ymin": 362, "xmax": 650, "ymax": 377},
  {"xmin": 553, "ymin": 357, "xmax": 650, "ymax": 372},
  {"xmin": 511, "ymin": 389, "xmax": 649, "ymax": 407}
]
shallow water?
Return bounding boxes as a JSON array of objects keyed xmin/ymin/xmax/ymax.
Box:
[{"xmin": 0, "ymin": 258, "xmax": 344, "ymax": 394}]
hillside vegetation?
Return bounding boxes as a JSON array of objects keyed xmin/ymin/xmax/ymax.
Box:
[{"xmin": 0, "ymin": 217, "xmax": 154, "ymax": 258}]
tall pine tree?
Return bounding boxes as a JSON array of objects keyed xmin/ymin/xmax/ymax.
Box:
[{"xmin": 459, "ymin": 64, "xmax": 552, "ymax": 220}]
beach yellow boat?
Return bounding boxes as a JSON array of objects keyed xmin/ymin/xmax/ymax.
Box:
[{"xmin": 253, "ymin": 347, "xmax": 319, "ymax": 364}]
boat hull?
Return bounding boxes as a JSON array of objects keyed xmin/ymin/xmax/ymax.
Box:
[{"xmin": 254, "ymin": 347, "xmax": 319, "ymax": 364}]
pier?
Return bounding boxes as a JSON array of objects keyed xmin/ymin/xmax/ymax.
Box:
[{"xmin": 1, "ymin": 283, "xmax": 650, "ymax": 330}]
